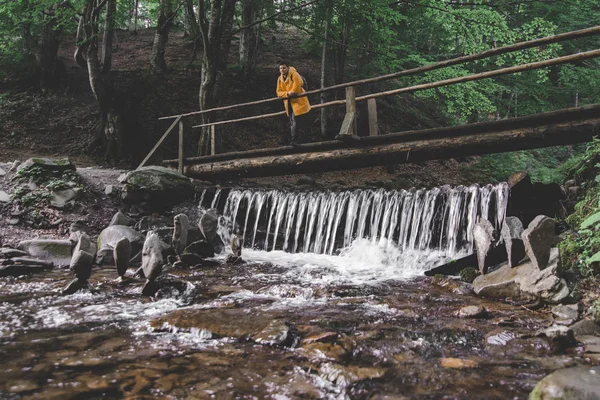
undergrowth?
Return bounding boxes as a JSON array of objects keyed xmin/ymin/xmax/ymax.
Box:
[{"xmin": 559, "ymin": 138, "xmax": 600, "ymax": 317}]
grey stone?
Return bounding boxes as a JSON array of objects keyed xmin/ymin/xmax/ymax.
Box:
[
  {"xmin": 17, "ymin": 239, "xmax": 72, "ymax": 267},
  {"xmin": 457, "ymin": 305, "xmax": 488, "ymax": 318},
  {"xmin": 579, "ymin": 335, "xmax": 600, "ymax": 354},
  {"xmin": 0, "ymin": 264, "xmax": 52, "ymax": 277},
  {"xmin": 473, "ymin": 248, "xmax": 569, "ymax": 304},
  {"xmin": 0, "ymin": 248, "xmax": 28, "ymax": 258},
  {"xmin": 252, "ymin": 319, "xmax": 291, "ymax": 346},
  {"xmin": 473, "ymin": 217, "xmax": 495, "ymax": 274},
  {"xmin": 522, "ymin": 215, "xmax": 556, "ymax": 270},
  {"xmin": 50, "ymin": 188, "xmax": 81, "ymax": 209},
  {"xmin": 72, "ymin": 232, "xmax": 95, "ymax": 256},
  {"xmin": 529, "ymin": 366, "xmax": 600, "ymax": 400},
  {"xmin": 179, "ymin": 253, "xmax": 204, "ymax": 266},
  {"xmin": 0, "ymin": 191, "xmax": 10, "ymax": 203},
  {"xmin": 62, "ymin": 278, "xmax": 89, "ymax": 295},
  {"xmin": 9, "ymin": 160, "xmax": 19, "ymax": 172},
  {"xmin": 0, "ymin": 167, "xmax": 5, "ymax": 177},
  {"xmin": 109, "ymin": 211, "xmax": 134, "ymax": 227},
  {"xmin": 552, "ymin": 304, "xmax": 579, "ymax": 325},
  {"xmin": 199, "ymin": 208, "xmax": 219, "ymax": 241},
  {"xmin": 141, "ymin": 231, "xmax": 165, "ymax": 282},
  {"xmin": 71, "ymin": 250, "xmax": 93, "ymax": 280},
  {"xmin": 172, "ymin": 213, "xmax": 189, "ymax": 255},
  {"xmin": 104, "ymin": 185, "xmax": 118, "ymax": 195},
  {"xmin": 231, "ymin": 234, "xmax": 242, "ymax": 257},
  {"xmin": 134, "ymin": 215, "xmax": 169, "ymax": 232},
  {"xmin": 17, "ymin": 158, "xmax": 76, "ymax": 173},
  {"xmin": 122, "ymin": 166, "xmax": 194, "ymax": 210},
  {"xmin": 184, "ymin": 240, "xmax": 215, "ymax": 258},
  {"xmin": 6, "ymin": 218, "xmax": 19, "ymax": 225},
  {"xmin": 501, "ymin": 216, "xmax": 525, "ymax": 268},
  {"xmin": 114, "ymin": 237, "xmax": 132, "ymax": 277},
  {"xmin": 96, "ymin": 225, "xmax": 144, "ymax": 265},
  {"xmin": 570, "ymin": 319, "xmax": 600, "ymax": 337}
]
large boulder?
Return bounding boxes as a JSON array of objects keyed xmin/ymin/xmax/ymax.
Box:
[
  {"xmin": 122, "ymin": 166, "xmax": 194, "ymax": 210},
  {"xmin": 199, "ymin": 208, "xmax": 219, "ymax": 241},
  {"xmin": 473, "ymin": 217, "xmax": 495, "ymax": 275},
  {"xmin": 529, "ymin": 366, "xmax": 600, "ymax": 400},
  {"xmin": 522, "ymin": 215, "xmax": 556, "ymax": 270},
  {"xmin": 473, "ymin": 248, "xmax": 569, "ymax": 304},
  {"xmin": 96, "ymin": 225, "xmax": 144, "ymax": 265},
  {"xmin": 17, "ymin": 239, "xmax": 73, "ymax": 267}
]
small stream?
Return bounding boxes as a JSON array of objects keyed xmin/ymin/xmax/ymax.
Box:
[{"xmin": 0, "ymin": 184, "xmax": 588, "ymax": 399}]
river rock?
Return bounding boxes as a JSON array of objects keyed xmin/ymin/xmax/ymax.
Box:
[
  {"xmin": 71, "ymin": 249, "xmax": 93, "ymax": 280},
  {"xmin": 0, "ymin": 190, "xmax": 10, "ymax": 203},
  {"xmin": 473, "ymin": 247, "xmax": 569, "ymax": 304},
  {"xmin": 199, "ymin": 208, "xmax": 219, "ymax": 241},
  {"xmin": 183, "ymin": 240, "xmax": 215, "ymax": 258},
  {"xmin": 0, "ymin": 167, "xmax": 5, "ymax": 177},
  {"xmin": 456, "ymin": 305, "xmax": 488, "ymax": 318},
  {"xmin": 0, "ymin": 248, "xmax": 28, "ymax": 258},
  {"xmin": 231, "ymin": 234, "xmax": 242, "ymax": 257},
  {"xmin": 109, "ymin": 211, "xmax": 134, "ymax": 227},
  {"xmin": 141, "ymin": 231, "xmax": 165, "ymax": 283},
  {"xmin": 522, "ymin": 215, "xmax": 556, "ymax": 270},
  {"xmin": 72, "ymin": 232, "xmax": 96, "ymax": 257},
  {"xmin": 96, "ymin": 225, "xmax": 144, "ymax": 265},
  {"xmin": 114, "ymin": 237, "xmax": 132, "ymax": 277},
  {"xmin": 172, "ymin": 214, "xmax": 189, "ymax": 255},
  {"xmin": 473, "ymin": 217, "xmax": 495, "ymax": 274},
  {"xmin": 122, "ymin": 166, "xmax": 194, "ymax": 211},
  {"xmin": 535, "ymin": 325, "xmax": 577, "ymax": 348},
  {"xmin": 178, "ymin": 253, "xmax": 204, "ymax": 266},
  {"xmin": 251, "ymin": 319, "xmax": 293, "ymax": 346},
  {"xmin": 17, "ymin": 239, "xmax": 72, "ymax": 267},
  {"xmin": 62, "ymin": 278, "xmax": 89, "ymax": 295},
  {"xmin": 0, "ymin": 264, "xmax": 51, "ymax": 277},
  {"xmin": 50, "ymin": 188, "xmax": 81, "ymax": 209},
  {"xmin": 134, "ymin": 215, "xmax": 169, "ymax": 232},
  {"xmin": 552, "ymin": 304, "xmax": 579, "ymax": 325},
  {"xmin": 529, "ymin": 366, "xmax": 600, "ymax": 400},
  {"xmin": 501, "ymin": 216, "xmax": 525, "ymax": 268},
  {"xmin": 569, "ymin": 319, "xmax": 600, "ymax": 337}
]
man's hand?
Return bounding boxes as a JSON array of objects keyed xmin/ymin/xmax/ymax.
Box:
[{"xmin": 287, "ymin": 91, "xmax": 296, "ymax": 97}]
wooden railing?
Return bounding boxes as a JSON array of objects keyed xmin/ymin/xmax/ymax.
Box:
[{"xmin": 139, "ymin": 26, "xmax": 600, "ymax": 173}]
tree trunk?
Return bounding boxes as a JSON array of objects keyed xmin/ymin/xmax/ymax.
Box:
[
  {"xmin": 239, "ymin": 0, "xmax": 261, "ymax": 81},
  {"xmin": 150, "ymin": 0, "xmax": 176, "ymax": 75},
  {"xmin": 36, "ymin": 12, "xmax": 59, "ymax": 91},
  {"xmin": 320, "ymin": 0, "xmax": 332, "ymax": 137},
  {"xmin": 183, "ymin": 0, "xmax": 201, "ymax": 41},
  {"xmin": 102, "ymin": 0, "xmax": 116, "ymax": 73},
  {"xmin": 217, "ymin": 0, "xmax": 237, "ymax": 71},
  {"xmin": 183, "ymin": 116, "xmax": 600, "ymax": 180}
]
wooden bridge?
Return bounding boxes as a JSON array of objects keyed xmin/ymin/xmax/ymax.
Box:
[{"xmin": 140, "ymin": 26, "xmax": 600, "ymax": 180}]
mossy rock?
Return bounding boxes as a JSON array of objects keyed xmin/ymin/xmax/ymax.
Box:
[{"xmin": 123, "ymin": 166, "xmax": 194, "ymax": 210}]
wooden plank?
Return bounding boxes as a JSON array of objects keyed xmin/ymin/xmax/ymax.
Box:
[
  {"xmin": 137, "ymin": 115, "xmax": 181, "ymax": 169},
  {"xmin": 178, "ymin": 119, "xmax": 185, "ymax": 174},
  {"xmin": 210, "ymin": 125, "xmax": 216, "ymax": 155},
  {"xmin": 367, "ymin": 98, "xmax": 378, "ymax": 137},
  {"xmin": 336, "ymin": 87, "xmax": 356, "ymax": 139},
  {"xmin": 184, "ymin": 117, "xmax": 600, "ymax": 180}
]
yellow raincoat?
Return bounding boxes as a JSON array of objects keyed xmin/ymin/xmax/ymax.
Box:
[{"xmin": 276, "ymin": 67, "xmax": 311, "ymax": 116}]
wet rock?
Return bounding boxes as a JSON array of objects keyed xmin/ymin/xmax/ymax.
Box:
[
  {"xmin": 0, "ymin": 264, "xmax": 51, "ymax": 277},
  {"xmin": 570, "ymin": 319, "xmax": 600, "ymax": 337},
  {"xmin": 501, "ymin": 216, "xmax": 526, "ymax": 268},
  {"xmin": 431, "ymin": 276, "xmax": 473, "ymax": 295},
  {"xmin": 0, "ymin": 167, "xmax": 5, "ymax": 176},
  {"xmin": 6, "ymin": 217, "xmax": 19, "ymax": 225},
  {"xmin": 0, "ymin": 248, "xmax": 28, "ymax": 258},
  {"xmin": 473, "ymin": 248, "xmax": 569, "ymax": 304},
  {"xmin": 457, "ymin": 305, "xmax": 488, "ymax": 318},
  {"xmin": 459, "ymin": 267, "xmax": 479, "ymax": 283},
  {"xmin": 318, "ymin": 363, "xmax": 386, "ymax": 385},
  {"xmin": 17, "ymin": 239, "xmax": 72, "ymax": 267},
  {"xmin": 141, "ymin": 231, "xmax": 165, "ymax": 283},
  {"xmin": 440, "ymin": 358, "xmax": 478, "ymax": 369},
  {"xmin": 172, "ymin": 213, "xmax": 189, "ymax": 255},
  {"xmin": 199, "ymin": 208, "xmax": 219, "ymax": 241},
  {"xmin": 134, "ymin": 215, "xmax": 169, "ymax": 232},
  {"xmin": 72, "ymin": 232, "xmax": 96, "ymax": 256},
  {"xmin": 114, "ymin": 237, "xmax": 132, "ymax": 277},
  {"xmin": 529, "ymin": 366, "xmax": 600, "ymax": 400},
  {"xmin": 62, "ymin": 278, "xmax": 89, "ymax": 294},
  {"xmin": 109, "ymin": 211, "xmax": 134, "ymax": 226},
  {"xmin": 142, "ymin": 280, "xmax": 161, "ymax": 297},
  {"xmin": 225, "ymin": 255, "xmax": 245, "ymax": 265},
  {"xmin": 71, "ymin": 249, "xmax": 93, "ymax": 280},
  {"xmin": 0, "ymin": 190, "xmax": 10, "ymax": 203},
  {"xmin": 6, "ymin": 380, "xmax": 40, "ymax": 393},
  {"xmin": 579, "ymin": 335, "xmax": 600, "ymax": 354},
  {"xmin": 473, "ymin": 217, "xmax": 495, "ymax": 274},
  {"xmin": 535, "ymin": 325, "xmax": 577, "ymax": 349},
  {"xmin": 69, "ymin": 220, "xmax": 89, "ymax": 235},
  {"xmin": 184, "ymin": 240, "xmax": 215, "ymax": 258},
  {"xmin": 231, "ymin": 234, "xmax": 242, "ymax": 257},
  {"xmin": 17, "ymin": 157, "xmax": 76, "ymax": 173},
  {"xmin": 9, "ymin": 257, "xmax": 53, "ymax": 267},
  {"xmin": 104, "ymin": 184, "xmax": 118, "ymax": 196},
  {"xmin": 178, "ymin": 253, "xmax": 204, "ymax": 266},
  {"xmin": 96, "ymin": 225, "xmax": 144, "ymax": 265},
  {"xmin": 522, "ymin": 215, "xmax": 556, "ymax": 270},
  {"xmin": 122, "ymin": 166, "xmax": 194, "ymax": 211},
  {"xmin": 552, "ymin": 304, "xmax": 579, "ymax": 325},
  {"xmin": 252, "ymin": 319, "xmax": 293, "ymax": 346}
]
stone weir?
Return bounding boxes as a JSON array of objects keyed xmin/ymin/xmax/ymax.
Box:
[{"xmin": 199, "ymin": 183, "xmax": 509, "ymax": 257}]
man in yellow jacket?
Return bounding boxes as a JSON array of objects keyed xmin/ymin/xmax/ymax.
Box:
[{"xmin": 276, "ymin": 60, "xmax": 311, "ymax": 146}]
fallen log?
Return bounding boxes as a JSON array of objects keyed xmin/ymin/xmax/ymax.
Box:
[{"xmin": 182, "ymin": 117, "xmax": 600, "ymax": 180}]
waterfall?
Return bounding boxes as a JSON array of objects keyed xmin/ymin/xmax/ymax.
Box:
[{"xmin": 208, "ymin": 183, "xmax": 509, "ymax": 257}]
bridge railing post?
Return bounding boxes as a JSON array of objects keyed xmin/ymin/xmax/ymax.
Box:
[
  {"xmin": 178, "ymin": 117, "xmax": 187, "ymax": 174},
  {"xmin": 210, "ymin": 125, "xmax": 216, "ymax": 156},
  {"xmin": 336, "ymin": 86, "xmax": 357, "ymax": 140},
  {"xmin": 367, "ymin": 98, "xmax": 379, "ymax": 136}
]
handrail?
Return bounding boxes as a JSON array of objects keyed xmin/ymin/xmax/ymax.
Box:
[
  {"xmin": 191, "ymin": 49, "xmax": 600, "ymax": 129},
  {"xmin": 159, "ymin": 25, "xmax": 600, "ymax": 121}
]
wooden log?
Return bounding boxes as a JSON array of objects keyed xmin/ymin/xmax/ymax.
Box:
[
  {"xmin": 210, "ymin": 125, "xmax": 216, "ymax": 155},
  {"xmin": 178, "ymin": 119, "xmax": 185, "ymax": 174},
  {"xmin": 163, "ymin": 104, "xmax": 600, "ymax": 166},
  {"xmin": 368, "ymin": 98, "xmax": 378, "ymax": 137},
  {"xmin": 183, "ymin": 117, "xmax": 600, "ymax": 180}
]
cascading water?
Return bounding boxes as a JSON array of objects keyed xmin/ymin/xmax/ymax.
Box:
[{"xmin": 209, "ymin": 183, "xmax": 509, "ymax": 262}]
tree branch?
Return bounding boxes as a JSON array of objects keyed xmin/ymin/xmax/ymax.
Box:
[{"xmin": 232, "ymin": 0, "xmax": 322, "ymax": 35}]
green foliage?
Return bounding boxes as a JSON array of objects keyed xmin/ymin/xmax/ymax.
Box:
[{"xmin": 459, "ymin": 267, "xmax": 479, "ymax": 283}]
